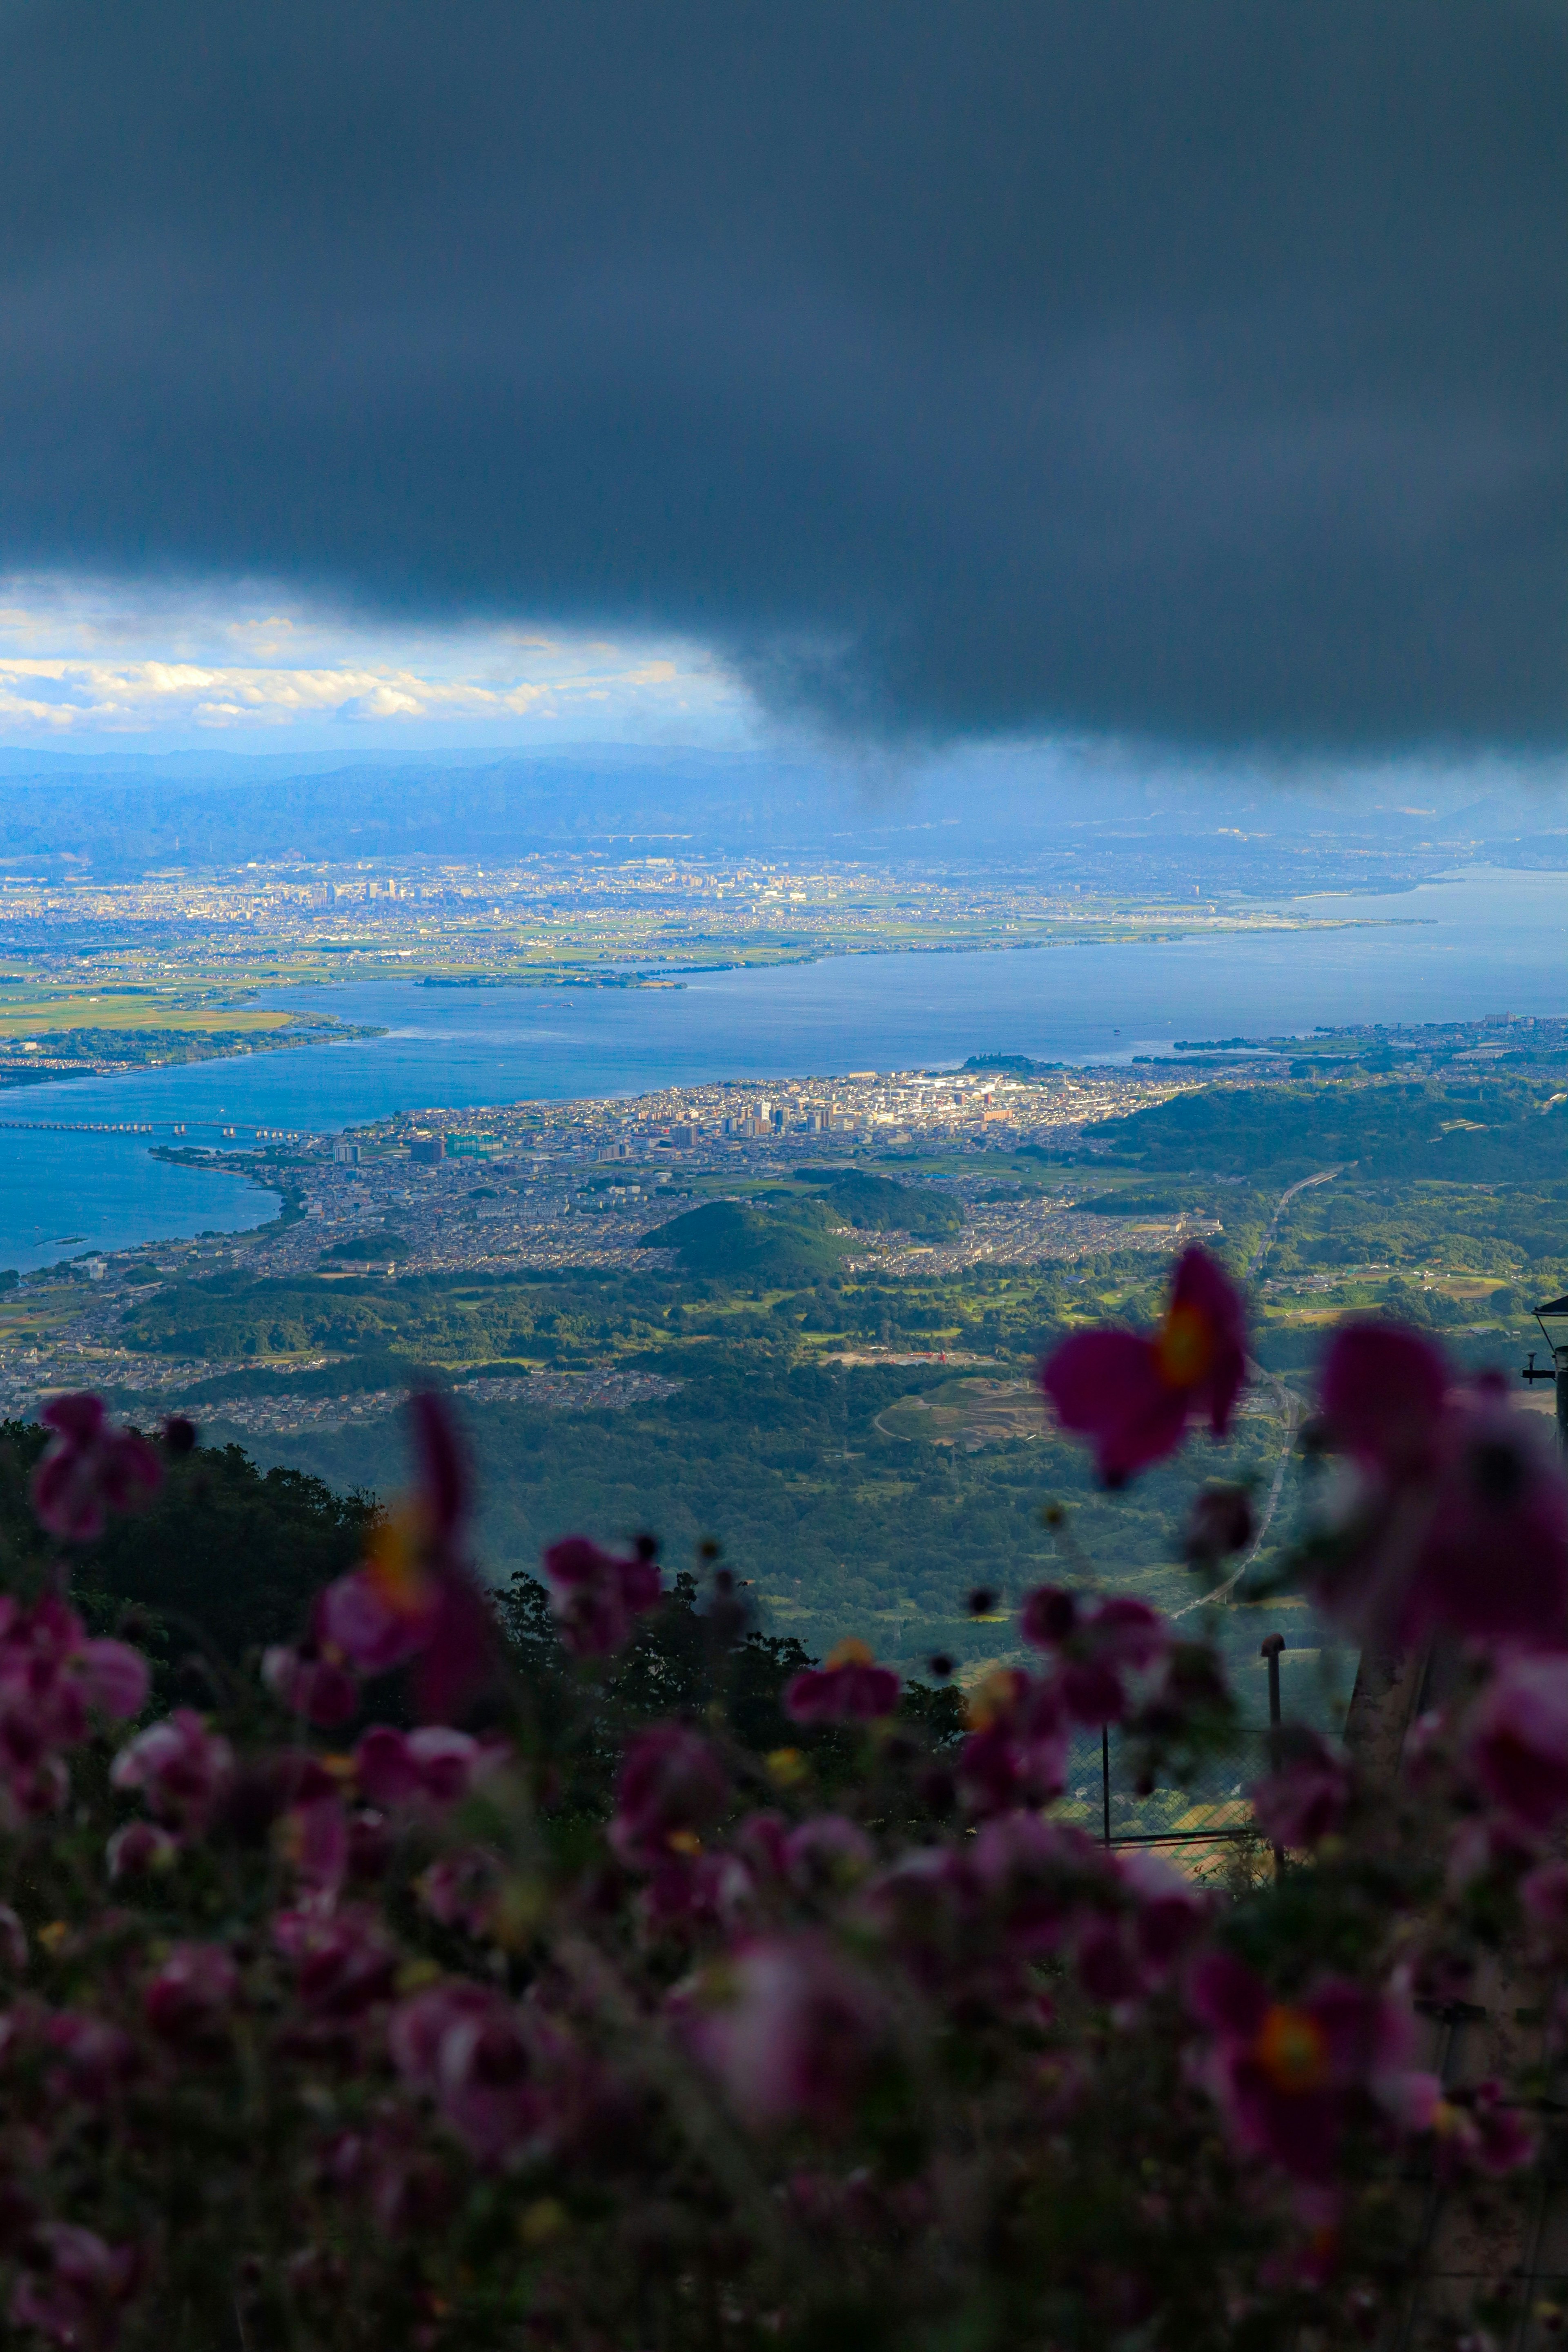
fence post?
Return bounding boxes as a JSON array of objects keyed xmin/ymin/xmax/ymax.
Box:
[{"xmin": 1260, "ymin": 1633, "xmax": 1285, "ymax": 1877}]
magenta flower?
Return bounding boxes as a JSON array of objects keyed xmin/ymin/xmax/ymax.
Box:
[
  {"xmin": 971, "ymin": 1809, "xmax": 1103, "ymax": 1957},
  {"xmin": 105, "ymin": 1822, "xmax": 178, "ymax": 1882},
  {"xmin": 540, "ymin": 1534, "xmax": 663, "ymax": 1659},
  {"xmin": 44, "ymin": 2013, "xmax": 139, "ymax": 2106},
  {"xmin": 1040, "ymin": 1246, "xmax": 1247, "ymax": 1485},
  {"xmin": 389, "ymin": 1980, "xmax": 572, "ymax": 2166},
  {"xmin": 1520, "ymin": 1858, "xmax": 1568, "ymax": 1944},
  {"xmin": 9, "ymin": 2223, "xmax": 139, "ymax": 2351},
  {"xmin": 1250, "ymin": 1733, "xmax": 1353, "ymax": 1851},
  {"xmin": 143, "ymin": 1942, "xmax": 239, "ymax": 2046},
  {"xmin": 1072, "ymin": 1852, "xmax": 1210, "ymax": 2015},
  {"xmin": 676, "ymin": 1932, "xmax": 884, "ymax": 2131},
  {"xmin": 1320, "ymin": 1323, "xmax": 1447, "ymax": 1479},
  {"xmin": 30, "ymin": 1394, "xmax": 162, "ymax": 1545},
  {"xmin": 418, "ymin": 1847, "xmax": 503, "ymax": 1936},
  {"xmin": 785, "ymin": 1639, "xmax": 900, "ymax": 1724},
  {"xmin": 261, "ymin": 1641, "xmax": 359, "ymax": 1730},
  {"xmin": 318, "ymin": 1394, "xmax": 497, "ymax": 1719},
  {"xmin": 1311, "ymin": 1329, "xmax": 1568, "ymax": 1650},
  {"xmin": 273, "ymin": 1904, "xmax": 399, "ymax": 2018},
  {"xmin": 1464, "ymin": 1655, "xmax": 1568, "ymax": 1831},
  {"xmin": 354, "ymin": 1724, "xmax": 509, "ymax": 1812},
  {"xmin": 0, "ymin": 1600, "xmax": 146, "ymax": 1818},
  {"xmin": 1188, "ymin": 1949, "xmax": 1439, "ymax": 2183},
  {"xmin": 782, "ymin": 1814, "xmax": 875, "ymax": 1899},
  {"xmin": 1436, "ymin": 2080, "xmax": 1537, "ymax": 2179},
  {"xmin": 608, "ymin": 1724, "xmax": 728, "ymax": 1869},
  {"xmin": 110, "ymin": 1710, "xmax": 233, "ymax": 1829},
  {"xmin": 1020, "ymin": 1588, "xmax": 1168, "ymax": 1726},
  {"xmin": 957, "ymin": 1670, "xmax": 1069, "ymax": 1817}
]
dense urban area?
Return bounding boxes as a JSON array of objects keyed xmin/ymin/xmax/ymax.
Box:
[{"xmin": 0, "ymin": 1005, "xmax": 1563, "ymax": 1747}]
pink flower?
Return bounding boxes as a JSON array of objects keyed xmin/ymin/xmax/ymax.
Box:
[
  {"xmin": 44, "ymin": 2013, "xmax": 138, "ymax": 2105},
  {"xmin": 1040, "ymin": 1246, "xmax": 1246, "ymax": 1485},
  {"xmin": 318, "ymin": 1395, "xmax": 496, "ymax": 1719},
  {"xmin": 1020, "ymin": 1588, "xmax": 1168, "ymax": 1726},
  {"xmin": 971, "ymin": 1810, "xmax": 1103, "ymax": 1957},
  {"xmin": 1188, "ymin": 1950, "xmax": 1440, "ymax": 2183},
  {"xmin": 30, "ymin": 1394, "xmax": 161, "ymax": 1544},
  {"xmin": 957, "ymin": 1670, "xmax": 1069, "ymax": 1817},
  {"xmin": 0, "ymin": 1907, "xmax": 24, "ymax": 1973},
  {"xmin": 105, "ymin": 1822, "xmax": 178, "ymax": 1882},
  {"xmin": 282, "ymin": 1792, "xmax": 350, "ymax": 1894},
  {"xmin": 418, "ymin": 1847, "xmax": 503, "ymax": 1936},
  {"xmin": 1311, "ymin": 1328, "xmax": 1568, "ymax": 1650},
  {"xmin": 786, "ymin": 1639, "xmax": 900, "ymax": 1724},
  {"xmin": 1072, "ymin": 1853, "xmax": 1209, "ymax": 2014},
  {"xmin": 1250, "ymin": 1733, "xmax": 1353, "ymax": 1850},
  {"xmin": 1320, "ymin": 1323, "xmax": 1447, "ymax": 1479},
  {"xmin": 540, "ymin": 1534, "xmax": 662, "ymax": 1659},
  {"xmin": 0, "ymin": 1600, "xmax": 146, "ymax": 1818},
  {"xmin": 1436, "ymin": 2080, "xmax": 1537, "ymax": 2179},
  {"xmin": 109, "ymin": 1709, "xmax": 233, "ymax": 1829},
  {"xmin": 1465, "ymin": 1655, "xmax": 1568, "ymax": 1831},
  {"xmin": 1116, "ymin": 1847, "xmax": 1211, "ymax": 1976},
  {"xmin": 273, "ymin": 1904, "xmax": 399, "ymax": 2018},
  {"xmin": 677, "ymin": 1932, "xmax": 884, "ymax": 2130},
  {"xmin": 389, "ymin": 1981, "xmax": 572, "ymax": 2166},
  {"xmin": 354, "ymin": 1724, "xmax": 508, "ymax": 1811},
  {"xmin": 608, "ymin": 1724, "xmax": 728, "ymax": 1869},
  {"xmin": 782, "ymin": 1815, "xmax": 875, "ymax": 1898},
  {"xmin": 144, "ymin": 1942, "xmax": 239, "ymax": 2046},
  {"xmin": 261, "ymin": 1642, "xmax": 359, "ymax": 1730},
  {"xmin": 1520, "ymin": 1858, "xmax": 1568, "ymax": 1944},
  {"xmin": 9, "ymin": 2223, "xmax": 139, "ymax": 2350}
]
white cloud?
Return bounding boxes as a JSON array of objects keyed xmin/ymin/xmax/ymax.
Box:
[{"xmin": 0, "ymin": 573, "xmax": 751, "ymax": 749}]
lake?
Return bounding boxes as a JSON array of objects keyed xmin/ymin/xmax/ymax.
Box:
[{"xmin": 2, "ymin": 863, "xmax": 1566, "ymax": 1272}]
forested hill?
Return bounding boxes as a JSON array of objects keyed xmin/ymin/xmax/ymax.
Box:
[{"xmin": 1087, "ymin": 1074, "xmax": 1568, "ymax": 1186}]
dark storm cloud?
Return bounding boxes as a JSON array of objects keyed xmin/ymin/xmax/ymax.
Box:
[{"xmin": 0, "ymin": 0, "xmax": 1562, "ymax": 749}]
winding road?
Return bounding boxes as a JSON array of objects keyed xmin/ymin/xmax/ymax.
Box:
[{"xmin": 1175, "ymin": 1165, "xmax": 1347, "ymax": 1617}]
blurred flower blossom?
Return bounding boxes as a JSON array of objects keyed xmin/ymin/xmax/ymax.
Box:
[
  {"xmin": 110, "ymin": 1710, "xmax": 233, "ymax": 1829},
  {"xmin": 144, "ymin": 1942, "xmax": 238, "ymax": 2047},
  {"xmin": 1020, "ymin": 1588, "xmax": 1167, "ymax": 1725},
  {"xmin": 354, "ymin": 1724, "xmax": 508, "ymax": 1812},
  {"xmin": 389, "ymin": 1980, "xmax": 574, "ymax": 2166},
  {"xmin": 1189, "ymin": 1950, "xmax": 1439, "ymax": 2183},
  {"xmin": 1250, "ymin": 1733, "xmax": 1353, "ymax": 1850},
  {"xmin": 31, "ymin": 1396, "xmax": 161, "ymax": 1545},
  {"xmin": 608, "ymin": 1724, "xmax": 728, "ymax": 1869},
  {"xmin": 540, "ymin": 1533, "xmax": 662, "ymax": 1659},
  {"xmin": 9, "ymin": 2223, "xmax": 139, "ymax": 2351},
  {"xmin": 676, "ymin": 1933, "xmax": 884, "ymax": 2131},
  {"xmin": 1310, "ymin": 1328, "xmax": 1568, "ymax": 1649},
  {"xmin": 1465, "ymin": 1655, "xmax": 1568, "ymax": 1831},
  {"xmin": 1040, "ymin": 1247, "xmax": 1246, "ymax": 1486},
  {"xmin": 319, "ymin": 1395, "xmax": 495, "ymax": 1717},
  {"xmin": 785, "ymin": 1639, "xmax": 900, "ymax": 1724}
]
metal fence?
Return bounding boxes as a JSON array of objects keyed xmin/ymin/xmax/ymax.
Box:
[{"xmin": 1049, "ymin": 1630, "xmax": 1294, "ymax": 1875}]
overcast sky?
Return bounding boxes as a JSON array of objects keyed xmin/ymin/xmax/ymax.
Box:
[{"xmin": 0, "ymin": 0, "xmax": 1562, "ymax": 762}]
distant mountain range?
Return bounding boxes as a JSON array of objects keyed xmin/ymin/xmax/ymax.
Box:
[{"xmin": 4, "ymin": 740, "xmax": 1566, "ymax": 893}]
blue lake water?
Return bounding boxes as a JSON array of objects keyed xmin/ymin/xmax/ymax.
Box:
[{"xmin": 2, "ymin": 864, "xmax": 1566, "ymax": 1273}]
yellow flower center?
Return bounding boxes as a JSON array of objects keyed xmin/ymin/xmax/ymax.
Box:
[
  {"xmin": 363, "ymin": 1508, "xmax": 436, "ymax": 1618},
  {"xmin": 1156, "ymin": 1302, "xmax": 1214, "ymax": 1390},
  {"xmin": 826, "ymin": 1637, "xmax": 875, "ymax": 1670},
  {"xmin": 965, "ymin": 1667, "xmax": 1025, "ymax": 1732},
  {"xmin": 1254, "ymin": 2004, "xmax": 1329, "ymax": 2094}
]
